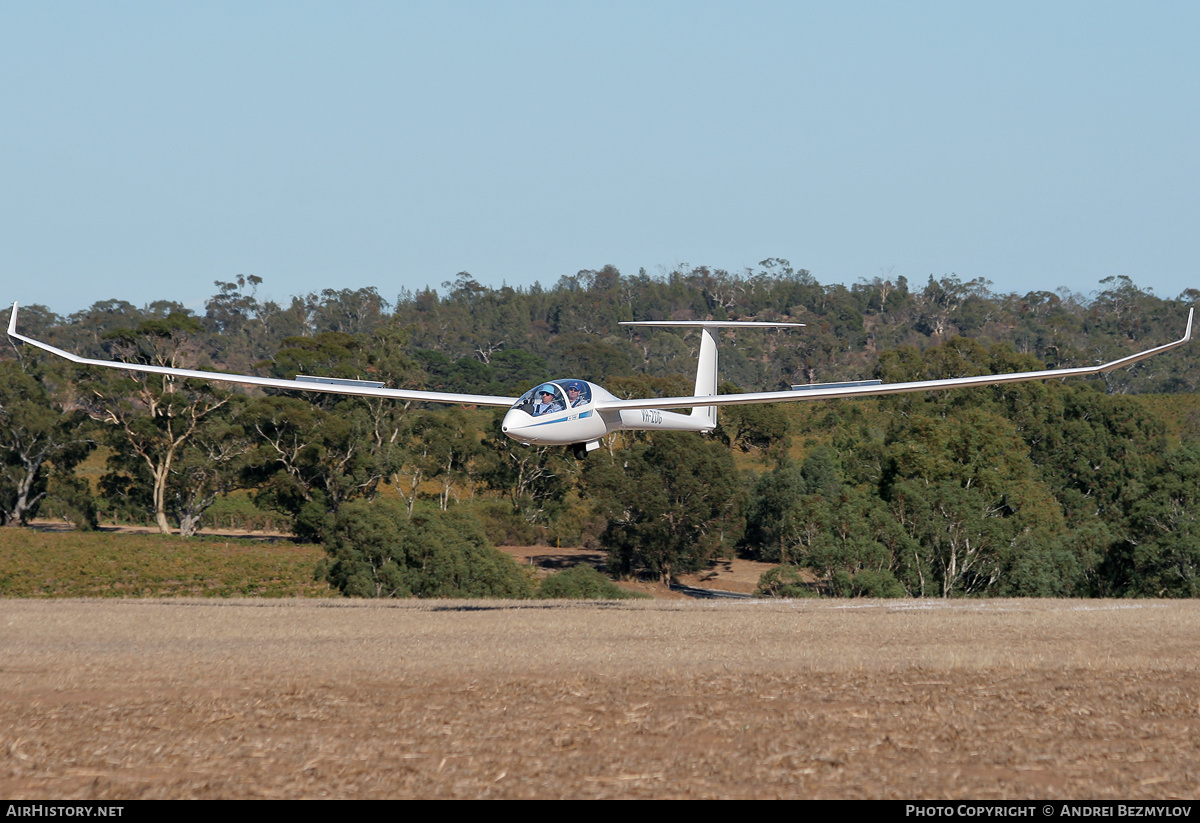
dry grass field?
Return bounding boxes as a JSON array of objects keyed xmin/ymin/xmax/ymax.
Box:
[{"xmin": 1, "ymin": 598, "xmax": 1198, "ymax": 799}]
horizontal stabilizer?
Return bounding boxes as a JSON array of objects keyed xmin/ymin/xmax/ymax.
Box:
[{"xmin": 620, "ymin": 321, "xmax": 805, "ymax": 328}]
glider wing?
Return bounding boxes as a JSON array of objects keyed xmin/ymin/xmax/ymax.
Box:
[
  {"xmin": 7, "ymin": 303, "xmax": 518, "ymax": 408},
  {"xmin": 597, "ymin": 309, "xmax": 1193, "ymax": 412}
]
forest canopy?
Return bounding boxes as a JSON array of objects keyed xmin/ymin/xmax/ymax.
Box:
[{"xmin": 3, "ymin": 265, "xmax": 1198, "ymax": 598}]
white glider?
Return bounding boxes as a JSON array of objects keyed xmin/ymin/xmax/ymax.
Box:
[{"xmin": 7, "ymin": 304, "xmax": 1193, "ymax": 458}]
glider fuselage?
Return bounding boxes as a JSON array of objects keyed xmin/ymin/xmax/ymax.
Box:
[{"xmin": 500, "ymin": 379, "xmax": 709, "ymax": 447}]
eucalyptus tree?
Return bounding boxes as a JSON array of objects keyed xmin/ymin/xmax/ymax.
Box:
[
  {"xmin": 0, "ymin": 361, "xmax": 94, "ymax": 526},
  {"xmin": 1121, "ymin": 441, "xmax": 1200, "ymax": 597},
  {"xmin": 246, "ymin": 325, "xmax": 419, "ymax": 536},
  {"xmin": 169, "ymin": 399, "xmax": 253, "ymax": 536},
  {"xmin": 202, "ymin": 275, "xmax": 306, "ymax": 373},
  {"xmin": 481, "ymin": 417, "xmax": 575, "ymax": 524},
  {"xmin": 84, "ymin": 313, "xmax": 234, "ymax": 534},
  {"xmin": 586, "ymin": 433, "xmax": 743, "ymax": 585}
]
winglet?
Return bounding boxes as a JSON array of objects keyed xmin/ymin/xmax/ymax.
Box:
[
  {"xmin": 1185, "ymin": 307, "xmax": 1194, "ymax": 343},
  {"xmin": 7, "ymin": 302, "xmax": 17, "ymax": 338}
]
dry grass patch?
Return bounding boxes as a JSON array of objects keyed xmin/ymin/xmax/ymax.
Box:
[{"xmin": 0, "ymin": 529, "xmax": 334, "ymax": 598}]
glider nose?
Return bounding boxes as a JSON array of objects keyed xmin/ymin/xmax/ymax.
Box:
[{"xmin": 501, "ymin": 408, "xmax": 530, "ymax": 442}]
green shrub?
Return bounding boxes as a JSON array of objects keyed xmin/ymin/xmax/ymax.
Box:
[
  {"xmin": 828, "ymin": 568, "xmax": 906, "ymax": 598},
  {"xmin": 205, "ymin": 494, "xmax": 291, "ymax": 533},
  {"xmin": 41, "ymin": 475, "xmax": 99, "ymax": 531},
  {"xmin": 470, "ymin": 500, "xmax": 539, "ymax": 546},
  {"xmin": 323, "ymin": 501, "xmax": 535, "ymax": 599},
  {"xmin": 538, "ymin": 565, "xmax": 647, "ymax": 599},
  {"xmin": 756, "ymin": 566, "xmax": 817, "ymax": 598}
]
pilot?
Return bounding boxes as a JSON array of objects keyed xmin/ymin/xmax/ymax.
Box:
[
  {"xmin": 533, "ymin": 389, "xmax": 563, "ymax": 416},
  {"xmin": 565, "ymin": 381, "xmax": 589, "ymax": 407}
]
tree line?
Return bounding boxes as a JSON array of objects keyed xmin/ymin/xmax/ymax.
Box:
[{"xmin": 2, "ymin": 265, "xmax": 1197, "ymax": 597}]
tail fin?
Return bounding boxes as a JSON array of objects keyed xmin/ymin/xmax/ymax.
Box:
[
  {"xmin": 692, "ymin": 326, "xmax": 719, "ymax": 430},
  {"xmin": 620, "ymin": 320, "xmax": 805, "ymax": 433}
]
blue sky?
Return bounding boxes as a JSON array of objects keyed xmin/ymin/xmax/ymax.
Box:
[{"xmin": 3, "ymin": 1, "xmax": 1197, "ymax": 315}]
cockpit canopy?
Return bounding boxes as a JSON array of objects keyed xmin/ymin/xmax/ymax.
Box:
[{"xmin": 511, "ymin": 379, "xmax": 593, "ymax": 417}]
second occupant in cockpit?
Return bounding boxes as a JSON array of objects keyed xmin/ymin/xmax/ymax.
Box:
[{"xmin": 565, "ymin": 380, "xmax": 590, "ymax": 407}]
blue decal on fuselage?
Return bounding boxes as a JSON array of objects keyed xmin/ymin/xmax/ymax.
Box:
[{"xmin": 527, "ymin": 409, "xmax": 592, "ymax": 427}]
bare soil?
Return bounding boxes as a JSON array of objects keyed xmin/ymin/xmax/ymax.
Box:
[
  {"xmin": 499, "ymin": 545, "xmax": 776, "ymax": 599},
  {"xmin": 2, "ymin": 598, "xmax": 1198, "ymax": 799}
]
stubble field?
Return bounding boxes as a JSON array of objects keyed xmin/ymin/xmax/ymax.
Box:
[{"xmin": 1, "ymin": 597, "xmax": 1197, "ymax": 799}]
